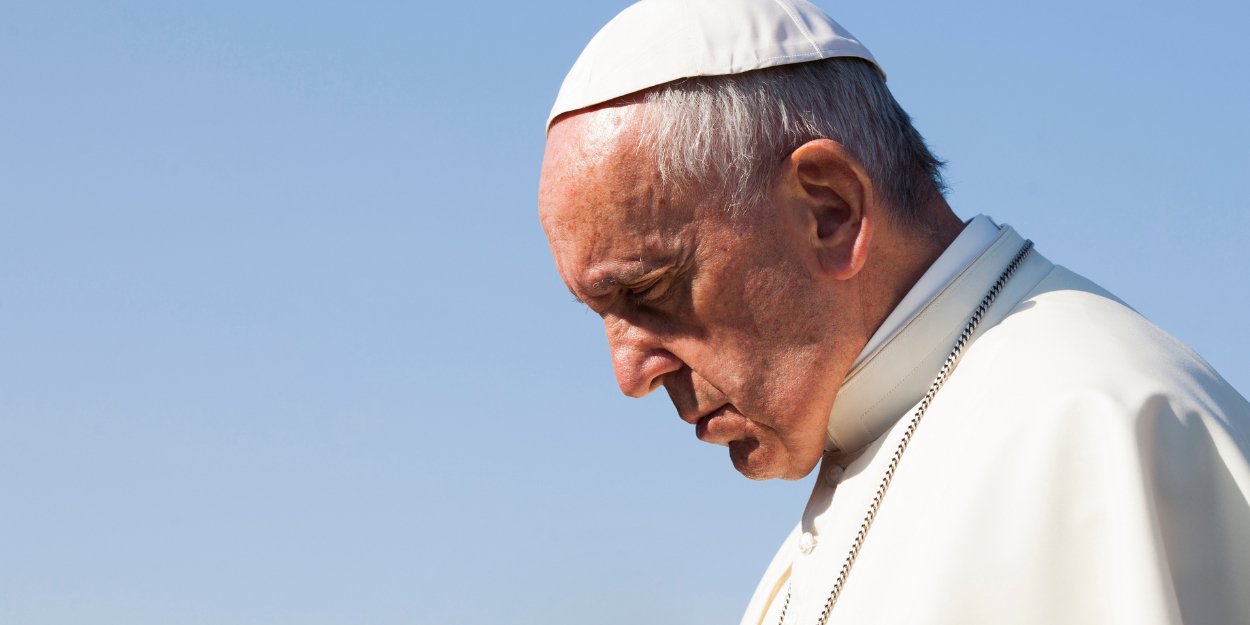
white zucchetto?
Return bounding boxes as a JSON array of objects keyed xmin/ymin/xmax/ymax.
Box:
[{"xmin": 547, "ymin": 0, "xmax": 882, "ymax": 130}]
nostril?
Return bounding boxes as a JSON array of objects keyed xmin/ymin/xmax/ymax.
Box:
[
  {"xmin": 606, "ymin": 317, "xmax": 683, "ymax": 398},
  {"xmin": 612, "ymin": 349, "xmax": 682, "ymax": 398},
  {"xmin": 648, "ymin": 377, "xmax": 665, "ymax": 394},
  {"xmin": 611, "ymin": 358, "xmax": 648, "ymax": 398}
]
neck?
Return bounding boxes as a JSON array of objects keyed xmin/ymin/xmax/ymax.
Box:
[{"xmin": 853, "ymin": 203, "xmax": 965, "ymax": 355}]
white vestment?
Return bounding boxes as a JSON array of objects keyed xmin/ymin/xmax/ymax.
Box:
[{"xmin": 740, "ymin": 218, "xmax": 1250, "ymax": 625}]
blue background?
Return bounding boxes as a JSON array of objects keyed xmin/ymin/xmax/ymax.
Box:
[{"xmin": 2, "ymin": 1, "xmax": 1246, "ymax": 623}]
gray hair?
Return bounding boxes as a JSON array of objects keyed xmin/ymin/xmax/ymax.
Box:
[{"xmin": 633, "ymin": 58, "xmax": 946, "ymax": 220}]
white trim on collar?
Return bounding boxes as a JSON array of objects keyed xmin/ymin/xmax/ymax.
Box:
[{"xmin": 855, "ymin": 215, "xmax": 1002, "ymax": 367}]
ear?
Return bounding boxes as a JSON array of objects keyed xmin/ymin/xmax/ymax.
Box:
[{"xmin": 778, "ymin": 139, "xmax": 876, "ymax": 281}]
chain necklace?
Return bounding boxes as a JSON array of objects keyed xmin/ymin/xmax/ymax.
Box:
[{"xmin": 775, "ymin": 241, "xmax": 1034, "ymax": 625}]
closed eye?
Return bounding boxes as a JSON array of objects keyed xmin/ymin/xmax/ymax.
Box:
[{"xmin": 627, "ymin": 274, "xmax": 674, "ymax": 308}]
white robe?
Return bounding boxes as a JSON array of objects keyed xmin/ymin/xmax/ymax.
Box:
[{"xmin": 740, "ymin": 219, "xmax": 1250, "ymax": 625}]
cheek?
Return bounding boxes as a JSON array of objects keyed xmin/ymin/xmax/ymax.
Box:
[
  {"xmin": 712, "ymin": 292, "xmax": 837, "ymax": 473},
  {"xmin": 711, "ymin": 304, "xmax": 838, "ymax": 421},
  {"xmin": 692, "ymin": 240, "xmax": 838, "ymax": 425},
  {"xmin": 698, "ymin": 271, "xmax": 821, "ymax": 373},
  {"xmin": 730, "ymin": 257, "xmax": 828, "ymax": 355}
]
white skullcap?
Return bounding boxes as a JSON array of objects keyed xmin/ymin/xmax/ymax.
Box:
[{"xmin": 547, "ymin": 0, "xmax": 882, "ymax": 130}]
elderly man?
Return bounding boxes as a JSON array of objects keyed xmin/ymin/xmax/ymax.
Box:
[{"xmin": 537, "ymin": 1, "xmax": 1250, "ymax": 623}]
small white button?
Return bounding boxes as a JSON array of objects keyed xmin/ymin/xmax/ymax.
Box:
[
  {"xmin": 824, "ymin": 464, "xmax": 845, "ymax": 486},
  {"xmin": 799, "ymin": 532, "xmax": 817, "ymax": 555}
]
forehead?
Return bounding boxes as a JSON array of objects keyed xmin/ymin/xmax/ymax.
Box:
[
  {"xmin": 538, "ymin": 107, "xmax": 700, "ymax": 273},
  {"xmin": 542, "ymin": 108, "xmax": 668, "ymax": 222}
]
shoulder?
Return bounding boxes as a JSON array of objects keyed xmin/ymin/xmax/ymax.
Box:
[
  {"xmin": 900, "ymin": 266, "xmax": 1250, "ymax": 623},
  {"xmin": 918, "ymin": 263, "xmax": 1250, "ymax": 501},
  {"xmin": 951, "ymin": 264, "xmax": 1247, "ymax": 430}
]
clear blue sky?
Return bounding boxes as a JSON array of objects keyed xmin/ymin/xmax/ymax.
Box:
[{"xmin": 1, "ymin": 1, "xmax": 1246, "ymax": 624}]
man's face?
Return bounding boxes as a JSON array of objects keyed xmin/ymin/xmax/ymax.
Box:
[{"xmin": 538, "ymin": 109, "xmax": 845, "ymax": 480}]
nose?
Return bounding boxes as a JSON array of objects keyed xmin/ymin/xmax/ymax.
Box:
[{"xmin": 605, "ymin": 316, "xmax": 684, "ymax": 398}]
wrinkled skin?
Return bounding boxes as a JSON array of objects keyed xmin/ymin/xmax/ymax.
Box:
[{"xmin": 538, "ymin": 105, "xmax": 914, "ymax": 480}]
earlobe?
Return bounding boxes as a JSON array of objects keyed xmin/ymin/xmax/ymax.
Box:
[{"xmin": 786, "ymin": 139, "xmax": 875, "ymax": 281}]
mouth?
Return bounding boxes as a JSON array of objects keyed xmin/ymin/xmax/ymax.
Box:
[
  {"xmin": 680, "ymin": 402, "xmax": 722, "ymax": 425},
  {"xmin": 694, "ymin": 404, "xmax": 734, "ymax": 443}
]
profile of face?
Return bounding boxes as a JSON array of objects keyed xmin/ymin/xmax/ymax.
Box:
[{"xmin": 538, "ymin": 107, "xmax": 874, "ymax": 480}]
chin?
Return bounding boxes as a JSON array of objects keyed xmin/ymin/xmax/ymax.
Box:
[
  {"xmin": 729, "ymin": 437, "xmax": 821, "ymax": 481},
  {"xmin": 729, "ymin": 438, "xmax": 787, "ymax": 480}
]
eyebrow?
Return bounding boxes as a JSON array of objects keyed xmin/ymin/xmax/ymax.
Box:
[
  {"xmin": 593, "ymin": 264, "xmax": 670, "ymax": 291},
  {"xmin": 571, "ymin": 261, "xmax": 675, "ymax": 305}
]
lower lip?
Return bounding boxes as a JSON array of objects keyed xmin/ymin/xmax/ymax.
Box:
[{"xmin": 695, "ymin": 405, "xmax": 732, "ymax": 441}]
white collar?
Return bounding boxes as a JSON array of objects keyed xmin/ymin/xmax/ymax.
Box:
[
  {"xmin": 855, "ymin": 215, "xmax": 1002, "ymax": 366},
  {"xmin": 824, "ymin": 217, "xmax": 1045, "ymax": 453}
]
